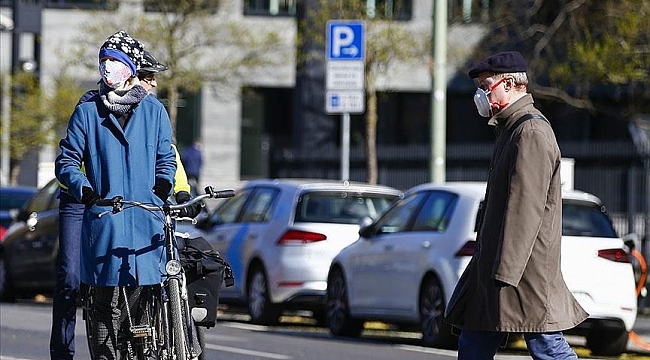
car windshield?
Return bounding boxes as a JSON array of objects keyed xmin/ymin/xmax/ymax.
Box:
[
  {"xmin": 562, "ymin": 201, "xmax": 617, "ymax": 238},
  {"xmin": 295, "ymin": 191, "xmax": 397, "ymax": 224},
  {"xmin": 0, "ymin": 190, "xmax": 34, "ymax": 210}
]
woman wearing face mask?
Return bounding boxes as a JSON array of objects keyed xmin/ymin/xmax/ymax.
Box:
[
  {"xmin": 55, "ymin": 30, "xmax": 176, "ymax": 360},
  {"xmin": 444, "ymin": 51, "xmax": 588, "ymax": 360}
]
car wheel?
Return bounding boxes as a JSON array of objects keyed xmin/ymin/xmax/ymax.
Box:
[
  {"xmin": 326, "ymin": 267, "xmax": 363, "ymax": 337},
  {"xmin": 0, "ymin": 255, "xmax": 16, "ymax": 302},
  {"xmin": 247, "ymin": 266, "xmax": 280, "ymax": 325},
  {"xmin": 420, "ymin": 276, "xmax": 456, "ymax": 349},
  {"xmin": 586, "ymin": 325, "xmax": 628, "ymax": 356}
]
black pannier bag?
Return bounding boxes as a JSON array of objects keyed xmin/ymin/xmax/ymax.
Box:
[{"xmin": 178, "ymin": 236, "xmax": 234, "ymax": 328}]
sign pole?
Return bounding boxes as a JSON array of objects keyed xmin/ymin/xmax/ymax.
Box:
[
  {"xmin": 325, "ymin": 20, "xmax": 365, "ymax": 182},
  {"xmin": 341, "ymin": 112, "xmax": 350, "ymax": 181}
]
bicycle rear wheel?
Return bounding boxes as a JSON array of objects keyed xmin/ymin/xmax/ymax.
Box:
[{"xmin": 168, "ymin": 278, "xmax": 188, "ymax": 360}]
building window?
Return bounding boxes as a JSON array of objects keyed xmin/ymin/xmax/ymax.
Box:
[
  {"xmin": 144, "ymin": 0, "xmax": 219, "ymax": 14},
  {"xmin": 244, "ymin": 0, "xmax": 297, "ymax": 16},
  {"xmin": 366, "ymin": 0, "xmax": 412, "ymax": 21},
  {"xmin": 44, "ymin": 0, "xmax": 115, "ymax": 10},
  {"xmin": 448, "ymin": 0, "xmax": 491, "ymax": 23}
]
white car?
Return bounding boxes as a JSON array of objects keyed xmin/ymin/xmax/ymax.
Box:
[
  {"xmin": 178, "ymin": 179, "xmax": 401, "ymax": 325},
  {"xmin": 326, "ymin": 182, "xmax": 637, "ymax": 356}
]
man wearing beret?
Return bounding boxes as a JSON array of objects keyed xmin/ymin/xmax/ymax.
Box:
[{"xmin": 444, "ymin": 51, "xmax": 588, "ymax": 359}]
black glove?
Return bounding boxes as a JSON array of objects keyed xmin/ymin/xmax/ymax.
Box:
[
  {"xmin": 153, "ymin": 178, "xmax": 172, "ymax": 202},
  {"xmin": 175, "ymin": 191, "xmax": 203, "ymax": 218},
  {"xmin": 81, "ymin": 187, "xmax": 101, "ymax": 208}
]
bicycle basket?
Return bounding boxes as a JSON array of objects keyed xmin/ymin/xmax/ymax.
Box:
[{"xmin": 178, "ymin": 236, "xmax": 234, "ymax": 327}]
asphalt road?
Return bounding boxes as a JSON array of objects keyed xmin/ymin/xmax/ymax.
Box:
[{"xmin": 1, "ymin": 301, "xmax": 650, "ymax": 360}]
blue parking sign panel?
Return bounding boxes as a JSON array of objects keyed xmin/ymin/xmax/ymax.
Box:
[{"xmin": 327, "ymin": 21, "xmax": 364, "ymax": 61}]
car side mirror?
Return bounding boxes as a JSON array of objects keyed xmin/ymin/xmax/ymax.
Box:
[
  {"xmin": 623, "ymin": 232, "xmax": 639, "ymax": 250},
  {"xmin": 358, "ymin": 217, "xmax": 374, "ymax": 238},
  {"xmin": 8, "ymin": 208, "xmax": 20, "ymax": 221}
]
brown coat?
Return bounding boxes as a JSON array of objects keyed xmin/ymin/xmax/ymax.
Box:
[{"xmin": 445, "ymin": 94, "xmax": 588, "ymax": 332}]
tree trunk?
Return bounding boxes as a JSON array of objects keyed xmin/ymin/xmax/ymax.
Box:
[
  {"xmin": 365, "ymin": 76, "xmax": 378, "ymax": 185},
  {"xmin": 168, "ymin": 85, "xmax": 179, "ymax": 141}
]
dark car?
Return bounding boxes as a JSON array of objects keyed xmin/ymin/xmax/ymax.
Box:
[
  {"xmin": 0, "ymin": 185, "xmax": 37, "ymax": 241},
  {"xmin": 0, "ymin": 178, "xmax": 60, "ymax": 300}
]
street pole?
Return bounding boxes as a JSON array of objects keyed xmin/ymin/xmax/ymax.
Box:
[
  {"xmin": 430, "ymin": 0, "xmax": 447, "ymax": 184},
  {"xmin": 341, "ymin": 112, "xmax": 350, "ymax": 181}
]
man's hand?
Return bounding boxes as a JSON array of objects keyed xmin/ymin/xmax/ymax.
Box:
[
  {"xmin": 175, "ymin": 191, "xmax": 203, "ymax": 218},
  {"xmin": 81, "ymin": 187, "xmax": 101, "ymax": 208}
]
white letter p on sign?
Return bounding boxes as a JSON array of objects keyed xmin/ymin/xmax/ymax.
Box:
[{"xmin": 332, "ymin": 26, "xmax": 354, "ymax": 57}]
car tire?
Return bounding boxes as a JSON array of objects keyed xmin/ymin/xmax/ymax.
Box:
[
  {"xmin": 247, "ymin": 266, "xmax": 280, "ymax": 325},
  {"xmin": 0, "ymin": 255, "xmax": 16, "ymax": 302},
  {"xmin": 326, "ymin": 267, "xmax": 364, "ymax": 337},
  {"xmin": 586, "ymin": 324, "xmax": 628, "ymax": 356},
  {"xmin": 419, "ymin": 276, "xmax": 457, "ymax": 349}
]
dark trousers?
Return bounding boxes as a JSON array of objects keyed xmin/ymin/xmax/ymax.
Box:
[
  {"xmin": 50, "ymin": 191, "xmax": 84, "ymax": 360},
  {"xmin": 458, "ymin": 330, "xmax": 578, "ymax": 360}
]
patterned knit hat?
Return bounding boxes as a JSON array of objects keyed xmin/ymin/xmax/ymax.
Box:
[{"xmin": 98, "ymin": 30, "xmax": 145, "ymax": 76}]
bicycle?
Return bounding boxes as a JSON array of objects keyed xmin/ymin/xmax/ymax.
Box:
[{"xmin": 82, "ymin": 186, "xmax": 235, "ymax": 360}]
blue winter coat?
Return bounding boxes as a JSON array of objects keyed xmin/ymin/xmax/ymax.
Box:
[{"xmin": 55, "ymin": 93, "xmax": 176, "ymax": 286}]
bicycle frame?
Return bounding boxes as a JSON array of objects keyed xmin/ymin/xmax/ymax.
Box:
[{"xmin": 84, "ymin": 187, "xmax": 235, "ymax": 360}]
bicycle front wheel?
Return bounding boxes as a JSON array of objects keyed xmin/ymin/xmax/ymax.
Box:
[{"xmin": 168, "ymin": 278, "xmax": 188, "ymax": 360}]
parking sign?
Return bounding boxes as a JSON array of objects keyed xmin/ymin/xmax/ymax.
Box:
[
  {"xmin": 327, "ymin": 21, "xmax": 364, "ymax": 61},
  {"xmin": 326, "ymin": 20, "xmax": 365, "ymax": 114}
]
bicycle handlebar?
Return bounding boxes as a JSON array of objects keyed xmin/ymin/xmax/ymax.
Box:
[{"xmin": 96, "ymin": 186, "xmax": 235, "ymax": 217}]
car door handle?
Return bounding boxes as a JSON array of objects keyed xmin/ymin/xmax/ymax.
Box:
[{"xmin": 422, "ymin": 241, "xmax": 431, "ymax": 249}]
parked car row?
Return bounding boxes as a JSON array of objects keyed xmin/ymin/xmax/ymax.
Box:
[{"xmin": 0, "ymin": 178, "xmax": 639, "ymax": 356}]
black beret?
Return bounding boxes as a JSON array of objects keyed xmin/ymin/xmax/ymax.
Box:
[{"xmin": 468, "ymin": 51, "xmax": 528, "ymax": 78}]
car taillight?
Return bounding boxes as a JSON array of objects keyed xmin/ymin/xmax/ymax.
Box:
[
  {"xmin": 277, "ymin": 230, "xmax": 327, "ymax": 245},
  {"xmin": 455, "ymin": 240, "xmax": 476, "ymax": 257},
  {"xmin": 598, "ymin": 248, "xmax": 630, "ymax": 263},
  {"xmin": 0, "ymin": 226, "xmax": 6, "ymax": 242}
]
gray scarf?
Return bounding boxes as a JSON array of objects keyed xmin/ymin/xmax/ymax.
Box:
[{"xmin": 100, "ymin": 82, "xmax": 148, "ymax": 116}]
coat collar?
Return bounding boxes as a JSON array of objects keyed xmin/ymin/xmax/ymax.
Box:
[{"xmin": 490, "ymin": 94, "xmax": 536, "ymax": 132}]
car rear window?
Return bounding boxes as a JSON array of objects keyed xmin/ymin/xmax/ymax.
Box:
[
  {"xmin": 295, "ymin": 191, "xmax": 397, "ymax": 224},
  {"xmin": 473, "ymin": 199, "xmax": 618, "ymax": 238},
  {"xmin": 562, "ymin": 201, "xmax": 617, "ymax": 238},
  {"xmin": 0, "ymin": 191, "xmax": 34, "ymax": 210}
]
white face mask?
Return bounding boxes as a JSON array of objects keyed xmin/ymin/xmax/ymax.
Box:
[
  {"xmin": 474, "ymin": 88, "xmax": 492, "ymax": 118},
  {"xmin": 99, "ymin": 59, "xmax": 132, "ymax": 89},
  {"xmin": 473, "ymin": 77, "xmax": 507, "ymax": 118}
]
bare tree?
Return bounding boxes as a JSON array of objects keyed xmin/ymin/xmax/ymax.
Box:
[
  {"xmin": 1, "ymin": 70, "xmax": 84, "ymax": 184},
  {"xmin": 71, "ymin": 0, "xmax": 288, "ymax": 134},
  {"xmin": 483, "ymin": 0, "xmax": 650, "ymax": 116},
  {"xmin": 299, "ymin": 0, "xmax": 430, "ymax": 184}
]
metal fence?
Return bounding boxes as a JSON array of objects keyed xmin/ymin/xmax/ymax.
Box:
[{"xmin": 271, "ymin": 140, "xmax": 647, "ymax": 238}]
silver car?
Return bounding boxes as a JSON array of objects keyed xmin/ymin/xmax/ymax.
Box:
[{"xmin": 178, "ymin": 178, "xmax": 401, "ymax": 324}]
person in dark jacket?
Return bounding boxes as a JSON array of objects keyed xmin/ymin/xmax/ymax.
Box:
[
  {"xmin": 55, "ymin": 30, "xmax": 176, "ymax": 360},
  {"xmin": 182, "ymin": 139, "xmax": 203, "ymax": 194},
  {"xmin": 444, "ymin": 51, "xmax": 588, "ymax": 360}
]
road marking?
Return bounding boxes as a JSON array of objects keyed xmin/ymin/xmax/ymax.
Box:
[
  {"xmin": 395, "ymin": 344, "xmax": 458, "ymax": 356},
  {"xmin": 205, "ymin": 343, "xmax": 292, "ymax": 359},
  {"xmin": 221, "ymin": 322, "xmax": 270, "ymax": 332},
  {"xmin": 0, "ymin": 356, "xmax": 33, "ymax": 360}
]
